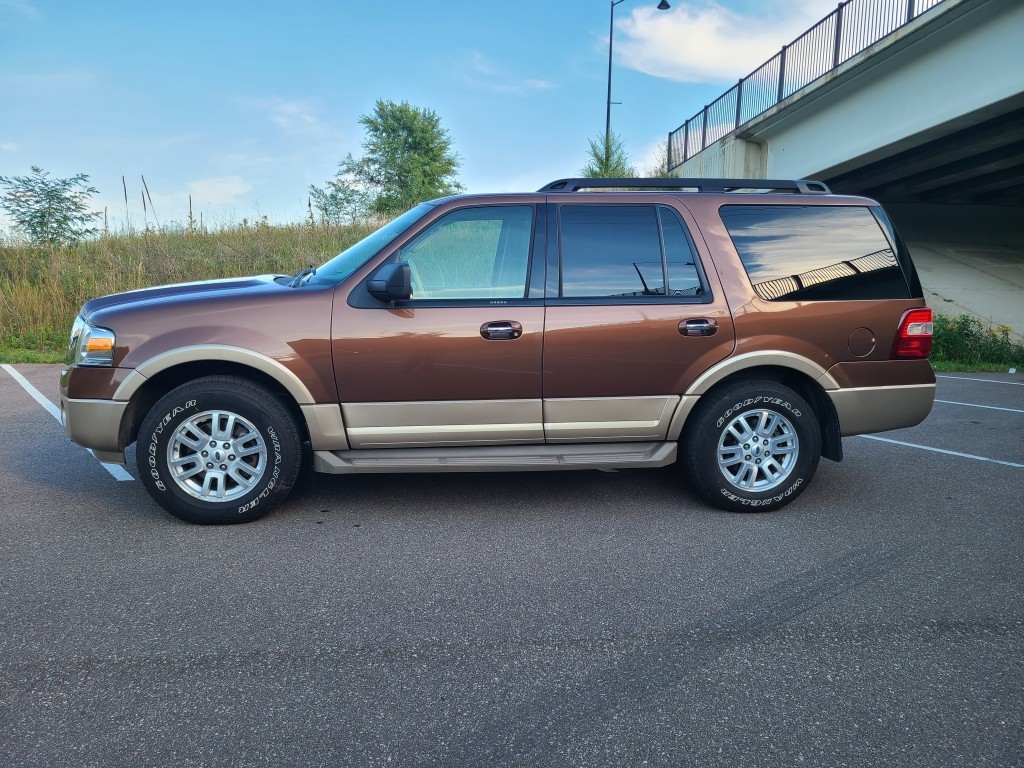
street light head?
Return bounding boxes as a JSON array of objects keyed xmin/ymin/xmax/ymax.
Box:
[{"xmin": 657, "ymin": 1, "xmax": 671, "ymax": 9}]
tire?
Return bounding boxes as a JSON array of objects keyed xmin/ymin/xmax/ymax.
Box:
[
  {"xmin": 681, "ymin": 379, "xmax": 821, "ymax": 513},
  {"xmin": 135, "ymin": 376, "xmax": 302, "ymax": 524}
]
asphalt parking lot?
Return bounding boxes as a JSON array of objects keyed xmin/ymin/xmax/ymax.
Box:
[{"xmin": 1, "ymin": 364, "xmax": 1021, "ymax": 768}]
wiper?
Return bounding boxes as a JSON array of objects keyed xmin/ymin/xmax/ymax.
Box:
[{"xmin": 289, "ymin": 264, "xmax": 317, "ymax": 287}]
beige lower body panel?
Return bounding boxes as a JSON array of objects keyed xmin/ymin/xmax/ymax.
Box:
[
  {"xmin": 341, "ymin": 396, "xmax": 688, "ymax": 449},
  {"xmin": 301, "ymin": 404, "xmax": 350, "ymax": 451},
  {"xmin": 313, "ymin": 441, "xmax": 677, "ymax": 474},
  {"xmin": 543, "ymin": 396, "xmax": 679, "ymax": 443},
  {"xmin": 342, "ymin": 399, "xmax": 543, "ymax": 449},
  {"xmin": 61, "ymin": 396, "xmax": 129, "ymax": 455},
  {"xmin": 829, "ymin": 384, "xmax": 935, "ymax": 436}
]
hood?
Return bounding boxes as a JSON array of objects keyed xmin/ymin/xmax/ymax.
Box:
[{"xmin": 81, "ymin": 275, "xmax": 284, "ymax": 321}]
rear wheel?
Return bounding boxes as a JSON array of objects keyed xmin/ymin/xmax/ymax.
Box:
[
  {"xmin": 681, "ymin": 379, "xmax": 820, "ymax": 513},
  {"xmin": 136, "ymin": 376, "xmax": 302, "ymax": 524}
]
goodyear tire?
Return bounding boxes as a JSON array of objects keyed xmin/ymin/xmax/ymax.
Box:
[
  {"xmin": 681, "ymin": 379, "xmax": 820, "ymax": 513},
  {"xmin": 136, "ymin": 376, "xmax": 302, "ymax": 524}
]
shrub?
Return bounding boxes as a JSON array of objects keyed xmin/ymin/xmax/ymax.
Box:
[{"xmin": 931, "ymin": 313, "xmax": 1023, "ymax": 369}]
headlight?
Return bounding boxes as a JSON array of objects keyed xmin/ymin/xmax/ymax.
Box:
[{"xmin": 67, "ymin": 315, "xmax": 116, "ymax": 367}]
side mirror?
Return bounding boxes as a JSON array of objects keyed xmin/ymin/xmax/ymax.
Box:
[{"xmin": 367, "ymin": 262, "xmax": 411, "ymax": 303}]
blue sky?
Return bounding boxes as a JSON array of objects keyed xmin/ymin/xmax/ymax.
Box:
[{"xmin": 0, "ymin": 0, "xmax": 835, "ymax": 230}]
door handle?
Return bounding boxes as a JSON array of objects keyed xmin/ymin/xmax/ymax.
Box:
[
  {"xmin": 480, "ymin": 321, "xmax": 523, "ymax": 340},
  {"xmin": 680, "ymin": 318, "xmax": 718, "ymax": 337}
]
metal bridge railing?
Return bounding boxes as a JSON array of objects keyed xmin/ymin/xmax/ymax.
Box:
[{"xmin": 667, "ymin": 0, "xmax": 948, "ymax": 170}]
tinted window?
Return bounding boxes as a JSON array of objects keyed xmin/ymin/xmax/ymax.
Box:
[
  {"xmin": 720, "ymin": 205, "xmax": 911, "ymax": 301},
  {"xmin": 660, "ymin": 206, "xmax": 704, "ymax": 297},
  {"xmin": 558, "ymin": 205, "xmax": 706, "ymax": 299},
  {"xmin": 399, "ymin": 206, "xmax": 532, "ymax": 300},
  {"xmin": 560, "ymin": 205, "xmax": 662, "ymax": 297}
]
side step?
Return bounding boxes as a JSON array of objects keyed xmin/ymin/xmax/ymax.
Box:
[{"xmin": 312, "ymin": 442, "xmax": 677, "ymax": 475}]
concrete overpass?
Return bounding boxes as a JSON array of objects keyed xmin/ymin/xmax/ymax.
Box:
[{"xmin": 667, "ymin": 0, "xmax": 1024, "ymax": 334}]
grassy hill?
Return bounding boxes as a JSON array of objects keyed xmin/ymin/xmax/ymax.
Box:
[{"xmin": 0, "ymin": 221, "xmax": 375, "ymax": 362}]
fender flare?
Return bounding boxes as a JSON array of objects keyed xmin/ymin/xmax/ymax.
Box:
[{"xmin": 113, "ymin": 345, "xmax": 316, "ymax": 404}]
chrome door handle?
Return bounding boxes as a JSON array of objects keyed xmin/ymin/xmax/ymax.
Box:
[
  {"xmin": 680, "ymin": 318, "xmax": 718, "ymax": 337},
  {"xmin": 480, "ymin": 321, "xmax": 523, "ymax": 340}
]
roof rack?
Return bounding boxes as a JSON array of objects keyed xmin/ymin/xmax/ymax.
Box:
[{"xmin": 538, "ymin": 178, "xmax": 831, "ymax": 194}]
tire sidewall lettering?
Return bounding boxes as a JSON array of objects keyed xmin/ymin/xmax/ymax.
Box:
[
  {"xmin": 147, "ymin": 398, "xmax": 199, "ymax": 493},
  {"xmin": 716, "ymin": 393, "xmax": 802, "ymax": 429},
  {"xmin": 719, "ymin": 477, "xmax": 804, "ymax": 507}
]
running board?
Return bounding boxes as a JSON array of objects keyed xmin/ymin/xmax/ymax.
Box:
[{"xmin": 312, "ymin": 442, "xmax": 677, "ymax": 474}]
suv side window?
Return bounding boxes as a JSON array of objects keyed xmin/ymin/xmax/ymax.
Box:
[
  {"xmin": 557, "ymin": 204, "xmax": 706, "ymax": 299},
  {"xmin": 720, "ymin": 205, "xmax": 912, "ymax": 301},
  {"xmin": 660, "ymin": 206, "xmax": 704, "ymax": 297},
  {"xmin": 399, "ymin": 205, "xmax": 533, "ymax": 300}
]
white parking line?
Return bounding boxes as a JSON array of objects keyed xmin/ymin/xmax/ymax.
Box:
[
  {"xmin": 935, "ymin": 399, "xmax": 1024, "ymax": 414},
  {"xmin": 858, "ymin": 434, "xmax": 1024, "ymax": 469},
  {"xmin": 0, "ymin": 364, "xmax": 134, "ymax": 481},
  {"xmin": 937, "ymin": 375, "xmax": 1023, "ymax": 386}
]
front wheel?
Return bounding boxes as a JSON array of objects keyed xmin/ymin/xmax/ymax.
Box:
[
  {"xmin": 136, "ymin": 376, "xmax": 302, "ymax": 524},
  {"xmin": 681, "ymin": 380, "xmax": 821, "ymax": 513}
]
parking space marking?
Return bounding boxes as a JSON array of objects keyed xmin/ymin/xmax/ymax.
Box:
[
  {"xmin": 858, "ymin": 434, "xmax": 1024, "ymax": 469},
  {"xmin": 1, "ymin": 364, "xmax": 134, "ymax": 481},
  {"xmin": 934, "ymin": 399, "xmax": 1024, "ymax": 414},
  {"xmin": 936, "ymin": 375, "xmax": 1023, "ymax": 386}
]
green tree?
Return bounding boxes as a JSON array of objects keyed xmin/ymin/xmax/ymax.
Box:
[
  {"xmin": 308, "ymin": 159, "xmax": 369, "ymax": 226},
  {"xmin": 642, "ymin": 138, "xmax": 676, "ymax": 178},
  {"xmin": 0, "ymin": 166, "xmax": 101, "ymax": 245},
  {"xmin": 580, "ymin": 131, "xmax": 634, "ymax": 178},
  {"xmin": 313, "ymin": 100, "xmax": 463, "ymax": 219}
]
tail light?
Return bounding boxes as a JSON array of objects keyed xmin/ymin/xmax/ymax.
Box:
[{"xmin": 893, "ymin": 308, "xmax": 933, "ymax": 359}]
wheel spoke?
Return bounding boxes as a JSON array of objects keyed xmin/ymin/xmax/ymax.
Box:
[
  {"xmin": 726, "ymin": 424, "xmax": 748, "ymax": 443},
  {"xmin": 228, "ymin": 466, "xmax": 256, "ymax": 488},
  {"xmin": 737, "ymin": 462, "xmax": 757, "ymax": 488},
  {"xmin": 761, "ymin": 457, "xmax": 783, "ymax": 481},
  {"xmin": 759, "ymin": 412, "xmax": 780, "ymax": 438},
  {"xmin": 770, "ymin": 437, "xmax": 797, "ymax": 454},
  {"xmin": 718, "ymin": 446, "xmax": 743, "ymax": 468},
  {"xmin": 236, "ymin": 442, "xmax": 263, "ymax": 458}
]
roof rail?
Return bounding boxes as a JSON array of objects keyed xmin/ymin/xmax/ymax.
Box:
[{"xmin": 538, "ymin": 178, "xmax": 831, "ymax": 194}]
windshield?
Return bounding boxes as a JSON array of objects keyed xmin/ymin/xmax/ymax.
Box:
[{"xmin": 309, "ymin": 203, "xmax": 434, "ymax": 285}]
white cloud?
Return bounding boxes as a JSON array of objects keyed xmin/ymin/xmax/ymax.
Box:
[
  {"xmin": 456, "ymin": 52, "xmax": 556, "ymax": 95},
  {"xmin": 186, "ymin": 176, "xmax": 251, "ymax": 207},
  {"xmin": 0, "ymin": 1, "xmax": 40, "ymax": 20},
  {"xmin": 617, "ymin": 0, "xmax": 840, "ymax": 84},
  {"xmin": 1, "ymin": 141, "xmax": 17, "ymax": 151}
]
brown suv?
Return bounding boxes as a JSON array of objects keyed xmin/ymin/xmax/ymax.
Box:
[{"xmin": 60, "ymin": 178, "xmax": 935, "ymax": 524}]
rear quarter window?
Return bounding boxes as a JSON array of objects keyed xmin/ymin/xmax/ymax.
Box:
[{"xmin": 720, "ymin": 205, "xmax": 913, "ymax": 301}]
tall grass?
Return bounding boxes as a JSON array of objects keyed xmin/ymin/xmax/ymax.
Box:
[{"xmin": 0, "ymin": 221, "xmax": 376, "ymax": 358}]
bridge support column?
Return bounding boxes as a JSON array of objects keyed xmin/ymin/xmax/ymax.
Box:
[{"xmin": 674, "ymin": 135, "xmax": 766, "ymax": 179}]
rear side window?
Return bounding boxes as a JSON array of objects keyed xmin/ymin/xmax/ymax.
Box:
[
  {"xmin": 720, "ymin": 205, "xmax": 912, "ymax": 301},
  {"xmin": 558, "ymin": 205, "xmax": 705, "ymax": 299}
]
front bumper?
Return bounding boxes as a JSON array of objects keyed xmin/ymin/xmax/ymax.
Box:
[{"xmin": 60, "ymin": 395, "xmax": 129, "ymax": 463}]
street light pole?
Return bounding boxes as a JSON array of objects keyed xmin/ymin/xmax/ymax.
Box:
[{"xmin": 605, "ymin": 0, "xmax": 670, "ymax": 150}]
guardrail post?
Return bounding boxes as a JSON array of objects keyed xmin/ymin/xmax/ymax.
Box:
[
  {"xmin": 682, "ymin": 121, "xmax": 690, "ymax": 162},
  {"xmin": 668, "ymin": 132, "xmax": 675, "ymax": 170},
  {"xmin": 700, "ymin": 106, "xmax": 708, "ymax": 151},
  {"xmin": 777, "ymin": 45, "xmax": 788, "ymax": 103},
  {"xmin": 906, "ymin": 0, "xmax": 916, "ymax": 22},
  {"xmin": 833, "ymin": 2, "xmax": 845, "ymax": 68},
  {"xmin": 734, "ymin": 79, "xmax": 744, "ymax": 129}
]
